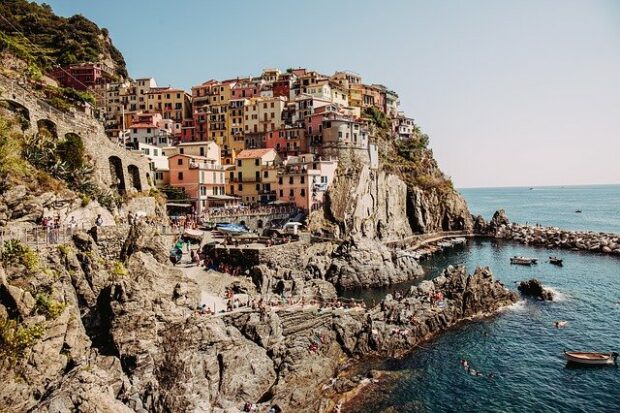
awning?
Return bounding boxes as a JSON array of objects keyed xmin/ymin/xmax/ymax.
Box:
[{"xmin": 166, "ymin": 202, "xmax": 193, "ymax": 208}]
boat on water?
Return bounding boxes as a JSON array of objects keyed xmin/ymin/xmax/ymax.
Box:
[
  {"xmin": 564, "ymin": 351, "xmax": 618, "ymax": 366},
  {"xmin": 510, "ymin": 256, "xmax": 538, "ymax": 265},
  {"xmin": 575, "ymin": 210, "xmax": 582, "ymax": 213},
  {"xmin": 216, "ymin": 223, "xmax": 249, "ymax": 236},
  {"xmin": 549, "ymin": 256, "xmax": 563, "ymax": 266}
]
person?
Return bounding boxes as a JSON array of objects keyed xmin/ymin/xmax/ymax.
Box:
[
  {"xmin": 68, "ymin": 216, "xmax": 77, "ymax": 233},
  {"xmin": 95, "ymin": 214, "xmax": 104, "ymax": 227}
]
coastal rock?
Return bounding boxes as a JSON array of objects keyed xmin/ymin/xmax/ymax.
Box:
[
  {"xmin": 487, "ymin": 209, "xmax": 510, "ymax": 235},
  {"xmin": 517, "ymin": 279, "xmax": 554, "ymax": 301},
  {"xmin": 325, "ymin": 239, "xmax": 424, "ymax": 290}
]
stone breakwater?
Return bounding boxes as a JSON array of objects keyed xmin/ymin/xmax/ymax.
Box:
[{"xmin": 482, "ymin": 209, "xmax": 620, "ymax": 256}]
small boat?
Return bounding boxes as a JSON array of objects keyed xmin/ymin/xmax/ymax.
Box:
[
  {"xmin": 564, "ymin": 351, "xmax": 618, "ymax": 366},
  {"xmin": 549, "ymin": 256, "xmax": 563, "ymax": 266},
  {"xmin": 510, "ymin": 256, "xmax": 538, "ymax": 265},
  {"xmin": 575, "ymin": 210, "xmax": 582, "ymax": 213},
  {"xmin": 216, "ymin": 223, "xmax": 249, "ymax": 236}
]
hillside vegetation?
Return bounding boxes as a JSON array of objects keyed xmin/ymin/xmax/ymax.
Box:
[{"xmin": 0, "ymin": 0, "xmax": 127, "ymax": 78}]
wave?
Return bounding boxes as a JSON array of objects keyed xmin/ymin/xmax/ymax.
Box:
[
  {"xmin": 502, "ymin": 299, "xmax": 527, "ymax": 312},
  {"xmin": 545, "ymin": 287, "xmax": 568, "ymax": 302}
]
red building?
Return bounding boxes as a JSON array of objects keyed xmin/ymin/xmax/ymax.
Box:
[{"xmin": 50, "ymin": 63, "xmax": 115, "ymax": 91}]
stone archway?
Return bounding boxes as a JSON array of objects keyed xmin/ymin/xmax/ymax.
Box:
[
  {"xmin": 37, "ymin": 118, "xmax": 58, "ymax": 139},
  {"xmin": 109, "ymin": 156, "xmax": 126, "ymax": 193},
  {"xmin": 127, "ymin": 164, "xmax": 142, "ymax": 191},
  {"xmin": 0, "ymin": 99, "xmax": 31, "ymax": 131}
]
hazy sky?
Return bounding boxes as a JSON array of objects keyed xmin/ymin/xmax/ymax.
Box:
[{"xmin": 37, "ymin": 0, "xmax": 620, "ymax": 188}]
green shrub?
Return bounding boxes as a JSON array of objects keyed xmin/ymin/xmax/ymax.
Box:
[
  {"xmin": 110, "ymin": 261, "xmax": 128, "ymax": 279},
  {"xmin": 0, "ymin": 318, "xmax": 45, "ymax": 362},
  {"xmin": 57, "ymin": 243, "xmax": 73, "ymax": 257},
  {"xmin": 80, "ymin": 193, "xmax": 91, "ymax": 207},
  {"xmin": 2, "ymin": 240, "xmax": 39, "ymax": 272},
  {"xmin": 35, "ymin": 293, "xmax": 66, "ymax": 320}
]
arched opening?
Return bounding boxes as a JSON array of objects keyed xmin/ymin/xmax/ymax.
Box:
[
  {"xmin": 127, "ymin": 164, "xmax": 142, "ymax": 191},
  {"xmin": 257, "ymin": 219, "xmax": 264, "ymax": 229},
  {"xmin": 37, "ymin": 119, "xmax": 58, "ymax": 139},
  {"xmin": 0, "ymin": 100, "xmax": 31, "ymax": 131},
  {"xmin": 109, "ymin": 156, "xmax": 126, "ymax": 193}
]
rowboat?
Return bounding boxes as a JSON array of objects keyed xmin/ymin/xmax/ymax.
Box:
[
  {"xmin": 549, "ymin": 256, "xmax": 563, "ymax": 266},
  {"xmin": 564, "ymin": 351, "xmax": 618, "ymax": 366},
  {"xmin": 510, "ymin": 256, "xmax": 538, "ymax": 265}
]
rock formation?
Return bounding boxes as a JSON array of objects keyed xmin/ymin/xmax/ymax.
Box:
[
  {"xmin": 0, "ymin": 224, "xmax": 517, "ymax": 413},
  {"xmin": 517, "ymin": 279, "xmax": 554, "ymax": 301}
]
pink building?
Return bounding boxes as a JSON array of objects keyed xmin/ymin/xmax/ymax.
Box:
[
  {"xmin": 265, "ymin": 127, "xmax": 307, "ymax": 157},
  {"xmin": 276, "ymin": 154, "xmax": 338, "ymax": 211}
]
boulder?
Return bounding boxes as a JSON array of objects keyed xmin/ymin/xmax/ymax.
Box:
[{"xmin": 517, "ymin": 279, "xmax": 554, "ymax": 301}]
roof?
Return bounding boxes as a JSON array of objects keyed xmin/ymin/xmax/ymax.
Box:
[
  {"xmin": 177, "ymin": 141, "xmax": 217, "ymax": 147},
  {"xmin": 236, "ymin": 148, "xmax": 275, "ymax": 159},
  {"xmin": 168, "ymin": 153, "xmax": 211, "ymax": 161},
  {"xmin": 129, "ymin": 123, "xmax": 157, "ymax": 129}
]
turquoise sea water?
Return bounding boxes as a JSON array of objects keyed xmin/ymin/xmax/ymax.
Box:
[
  {"xmin": 460, "ymin": 184, "xmax": 620, "ymax": 233},
  {"xmin": 347, "ymin": 185, "xmax": 620, "ymax": 413}
]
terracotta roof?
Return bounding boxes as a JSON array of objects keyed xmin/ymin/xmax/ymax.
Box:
[
  {"xmin": 236, "ymin": 148, "xmax": 275, "ymax": 159},
  {"xmin": 169, "ymin": 153, "xmax": 211, "ymax": 160},
  {"xmin": 129, "ymin": 123, "xmax": 156, "ymax": 129}
]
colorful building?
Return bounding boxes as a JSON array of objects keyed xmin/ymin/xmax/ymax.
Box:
[
  {"xmin": 276, "ymin": 154, "xmax": 338, "ymax": 211},
  {"xmin": 227, "ymin": 148, "xmax": 281, "ymax": 204},
  {"xmin": 51, "ymin": 62, "xmax": 116, "ymax": 91},
  {"xmin": 168, "ymin": 153, "xmax": 227, "ymax": 214},
  {"xmin": 243, "ymin": 96, "xmax": 287, "ymax": 134}
]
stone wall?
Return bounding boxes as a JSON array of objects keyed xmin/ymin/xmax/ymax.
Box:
[{"xmin": 0, "ymin": 75, "xmax": 152, "ymax": 193}]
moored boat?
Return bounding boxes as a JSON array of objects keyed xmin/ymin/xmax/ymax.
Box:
[
  {"xmin": 564, "ymin": 351, "xmax": 618, "ymax": 366},
  {"xmin": 216, "ymin": 223, "xmax": 249, "ymax": 236},
  {"xmin": 549, "ymin": 256, "xmax": 563, "ymax": 266},
  {"xmin": 510, "ymin": 256, "xmax": 538, "ymax": 265}
]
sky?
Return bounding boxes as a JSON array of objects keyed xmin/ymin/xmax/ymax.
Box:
[{"xmin": 37, "ymin": 0, "xmax": 620, "ymax": 188}]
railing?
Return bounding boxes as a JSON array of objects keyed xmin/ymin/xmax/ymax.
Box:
[
  {"xmin": 0, "ymin": 223, "xmax": 182, "ymax": 248},
  {"xmin": 205, "ymin": 206, "xmax": 299, "ymax": 218}
]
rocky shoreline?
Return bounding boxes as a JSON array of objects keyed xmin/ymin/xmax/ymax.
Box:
[
  {"xmin": 478, "ymin": 209, "xmax": 620, "ymax": 256},
  {"xmin": 0, "ymin": 225, "xmax": 517, "ymax": 413}
]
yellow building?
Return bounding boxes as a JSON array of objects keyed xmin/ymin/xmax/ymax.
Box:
[
  {"xmin": 146, "ymin": 87, "xmax": 192, "ymax": 135},
  {"xmin": 227, "ymin": 148, "xmax": 281, "ymax": 204},
  {"xmin": 243, "ymin": 96, "xmax": 287, "ymax": 135},
  {"xmin": 227, "ymin": 98, "xmax": 249, "ymax": 165}
]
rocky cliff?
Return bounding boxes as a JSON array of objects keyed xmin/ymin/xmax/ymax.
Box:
[
  {"xmin": 0, "ymin": 224, "xmax": 516, "ymax": 413},
  {"xmin": 313, "ymin": 123, "xmax": 472, "ymax": 242}
]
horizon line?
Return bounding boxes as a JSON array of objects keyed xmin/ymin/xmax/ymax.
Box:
[{"xmin": 457, "ymin": 183, "xmax": 620, "ymax": 190}]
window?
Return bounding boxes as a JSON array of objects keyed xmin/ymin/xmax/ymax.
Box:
[
  {"xmin": 263, "ymin": 171, "xmax": 268, "ymax": 178},
  {"xmin": 255, "ymin": 159, "xmax": 259, "ymax": 166},
  {"xmin": 301, "ymin": 188, "xmax": 305, "ymax": 197},
  {"xmin": 289, "ymin": 189, "xmax": 294, "ymax": 196},
  {"xmin": 177, "ymin": 159, "xmax": 183, "ymax": 165},
  {"xmin": 180, "ymin": 148, "xmax": 184, "ymax": 154},
  {"xmin": 237, "ymin": 160, "xmax": 242, "ymax": 167},
  {"xmin": 178, "ymin": 172, "xmax": 184, "ymax": 180},
  {"xmin": 301, "ymin": 176, "xmax": 305, "ymax": 184},
  {"xmin": 279, "ymin": 189, "xmax": 283, "ymax": 197},
  {"xmin": 238, "ymin": 184, "xmax": 243, "ymax": 191},
  {"xmin": 278, "ymin": 177, "xmax": 283, "ymax": 185},
  {"xmin": 289, "ymin": 176, "xmax": 294, "ymax": 184}
]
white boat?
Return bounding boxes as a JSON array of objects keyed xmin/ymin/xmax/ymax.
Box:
[
  {"xmin": 510, "ymin": 256, "xmax": 538, "ymax": 265},
  {"xmin": 216, "ymin": 223, "xmax": 248, "ymax": 236},
  {"xmin": 564, "ymin": 351, "xmax": 618, "ymax": 366}
]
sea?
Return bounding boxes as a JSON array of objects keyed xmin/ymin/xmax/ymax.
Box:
[{"xmin": 345, "ymin": 185, "xmax": 620, "ymax": 413}]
